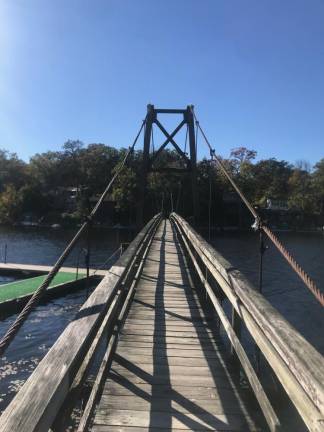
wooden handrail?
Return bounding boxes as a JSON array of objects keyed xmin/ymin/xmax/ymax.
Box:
[
  {"xmin": 171, "ymin": 213, "xmax": 324, "ymax": 432},
  {"xmin": 0, "ymin": 214, "xmax": 162, "ymax": 432}
]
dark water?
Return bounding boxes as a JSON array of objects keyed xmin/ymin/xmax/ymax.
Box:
[
  {"xmin": 0, "ymin": 291, "xmax": 86, "ymax": 412},
  {"xmin": 0, "ymin": 225, "xmax": 132, "ymax": 269},
  {"xmin": 0, "ymin": 225, "xmax": 323, "ymax": 430},
  {"xmin": 210, "ymin": 230, "xmax": 324, "ymax": 355},
  {"xmin": 0, "ymin": 225, "xmax": 133, "ymax": 416}
]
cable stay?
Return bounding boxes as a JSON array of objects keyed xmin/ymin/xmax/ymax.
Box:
[
  {"xmin": 192, "ymin": 107, "xmax": 324, "ymax": 307},
  {"xmin": 0, "ymin": 118, "xmax": 147, "ymax": 357}
]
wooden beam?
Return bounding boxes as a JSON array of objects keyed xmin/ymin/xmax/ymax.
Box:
[
  {"xmin": 149, "ymin": 119, "xmax": 186, "ymax": 166},
  {"xmin": 154, "ymin": 108, "xmax": 186, "ymax": 114},
  {"xmin": 154, "ymin": 119, "xmax": 189, "ymax": 164}
]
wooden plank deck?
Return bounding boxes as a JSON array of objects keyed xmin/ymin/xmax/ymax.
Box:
[{"xmin": 91, "ymin": 219, "xmax": 262, "ymax": 431}]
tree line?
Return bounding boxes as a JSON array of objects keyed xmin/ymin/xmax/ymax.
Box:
[{"xmin": 0, "ymin": 140, "xmax": 323, "ymax": 228}]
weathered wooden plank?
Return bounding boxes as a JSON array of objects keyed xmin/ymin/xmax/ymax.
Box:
[
  {"xmin": 113, "ymin": 360, "xmax": 232, "ymax": 377},
  {"xmin": 124, "ymin": 315, "xmax": 214, "ymax": 324},
  {"xmin": 93, "ymin": 409, "xmax": 258, "ymax": 431},
  {"xmin": 108, "ymin": 370, "xmax": 232, "ymax": 388},
  {"xmin": 91, "ymin": 426, "xmax": 248, "ymax": 432},
  {"xmin": 116, "ymin": 343, "xmax": 225, "ymax": 355},
  {"xmin": 122, "ymin": 319, "xmax": 212, "ymax": 327},
  {"xmin": 97, "ymin": 395, "xmax": 252, "ymax": 416},
  {"xmin": 123, "ymin": 318, "xmax": 212, "ymax": 328},
  {"xmin": 118, "ymin": 335, "xmax": 218, "ymax": 348},
  {"xmin": 129, "ymin": 310, "xmax": 208, "ymax": 317},
  {"xmin": 130, "ymin": 306, "xmax": 206, "ymax": 313},
  {"xmin": 111, "ymin": 354, "xmax": 221, "ymax": 367},
  {"xmin": 102, "ymin": 379, "xmax": 247, "ymax": 401},
  {"xmin": 120, "ymin": 330, "xmax": 216, "ymax": 340}
]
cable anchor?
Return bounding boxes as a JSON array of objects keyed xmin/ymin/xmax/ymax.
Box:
[{"xmin": 251, "ymin": 217, "xmax": 262, "ymax": 231}]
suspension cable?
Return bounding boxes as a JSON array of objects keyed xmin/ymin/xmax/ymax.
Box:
[
  {"xmin": 0, "ymin": 118, "xmax": 147, "ymax": 357},
  {"xmin": 193, "ymin": 110, "xmax": 324, "ymax": 307}
]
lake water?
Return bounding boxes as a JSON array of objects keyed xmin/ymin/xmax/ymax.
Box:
[{"xmin": 0, "ymin": 224, "xmax": 323, "ymax": 430}]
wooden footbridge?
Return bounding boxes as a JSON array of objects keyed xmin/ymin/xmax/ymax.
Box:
[
  {"xmin": 0, "ymin": 106, "xmax": 323, "ymax": 431},
  {"xmin": 0, "ymin": 214, "xmax": 323, "ymax": 432}
]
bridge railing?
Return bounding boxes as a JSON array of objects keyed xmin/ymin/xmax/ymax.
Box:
[
  {"xmin": 171, "ymin": 212, "xmax": 324, "ymax": 432},
  {"xmin": 0, "ymin": 213, "xmax": 162, "ymax": 432}
]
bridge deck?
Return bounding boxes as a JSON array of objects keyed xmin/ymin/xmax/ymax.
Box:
[{"xmin": 92, "ymin": 219, "xmax": 261, "ymax": 431}]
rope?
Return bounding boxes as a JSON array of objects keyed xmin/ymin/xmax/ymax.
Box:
[
  {"xmin": 0, "ymin": 119, "xmax": 147, "ymax": 357},
  {"xmin": 192, "ymin": 109, "xmax": 324, "ymax": 307}
]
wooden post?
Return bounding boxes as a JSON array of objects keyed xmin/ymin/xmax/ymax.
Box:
[
  {"xmin": 186, "ymin": 105, "xmax": 199, "ymax": 225},
  {"xmin": 231, "ymin": 307, "xmax": 242, "ymax": 369},
  {"xmin": 136, "ymin": 104, "xmax": 155, "ymax": 229}
]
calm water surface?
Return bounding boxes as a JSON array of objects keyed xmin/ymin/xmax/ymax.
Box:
[
  {"xmin": 210, "ymin": 230, "xmax": 324, "ymax": 355},
  {"xmin": 0, "ymin": 225, "xmax": 323, "ymax": 430},
  {"xmin": 0, "ymin": 225, "xmax": 131, "ymax": 415}
]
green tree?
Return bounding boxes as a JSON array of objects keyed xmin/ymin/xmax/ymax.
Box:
[
  {"xmin": 0, "ymin": 150, "xmax": 27, "ymax": 191},
  {"xmin": 313, "ymin": 159, "xmax": 324, "ymax": 214},
  {"xmin": 252, "ymin": 159, "xmax": 292, "ymax": 205},
  {"xmin": 79, "ymin": 144, "xmax": 119, "ymax": 194},
  {"xmin": 0, "ymin": 185, "xmax": 23, "ymax": 223},
  {"xmin": 288, "ymin": 169, "xmax": 316, "ymax": 213},
  {"xmin": 29, "ymin": 151, "xmax": 63, "ymax": 190}
]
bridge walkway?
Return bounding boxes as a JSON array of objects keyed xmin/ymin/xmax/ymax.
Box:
[{"xmin": 91, "ymin": 219, "xmax": 261, "ymax": 431}]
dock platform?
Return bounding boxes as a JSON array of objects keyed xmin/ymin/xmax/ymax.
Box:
[
  {"xmin": 0, "ymin": 262, "xmax": 107, "ymax": 277},
  {"xmin": 0, "ymin": 266, "xmax": 104, "ymax": 316},
  {"xmin": 0, "ymin": 272, "xmax": 83, "ymax": 303}
]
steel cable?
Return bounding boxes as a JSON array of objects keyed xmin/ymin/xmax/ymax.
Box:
[
  {"xmin": 192, "ymin": 109, "xmax": 324, "ymax": 307},
  {"xmin": 0, "ymin": 118, "xmax": 147, "ymax": 357}
]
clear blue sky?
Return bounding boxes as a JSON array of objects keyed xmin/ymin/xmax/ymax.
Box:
[{"xmin": 1, "ymin": 0, "xmax": 324, "ymax": 165}]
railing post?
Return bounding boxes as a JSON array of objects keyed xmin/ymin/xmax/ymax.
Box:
[{"xmin": 231, "ymin": 307, "xmax": 242, "ymax": 369}]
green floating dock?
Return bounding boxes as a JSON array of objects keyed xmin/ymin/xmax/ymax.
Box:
[{"xmin": 0, "ymin": 272, "xmax": 82, "ymax": 303}]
